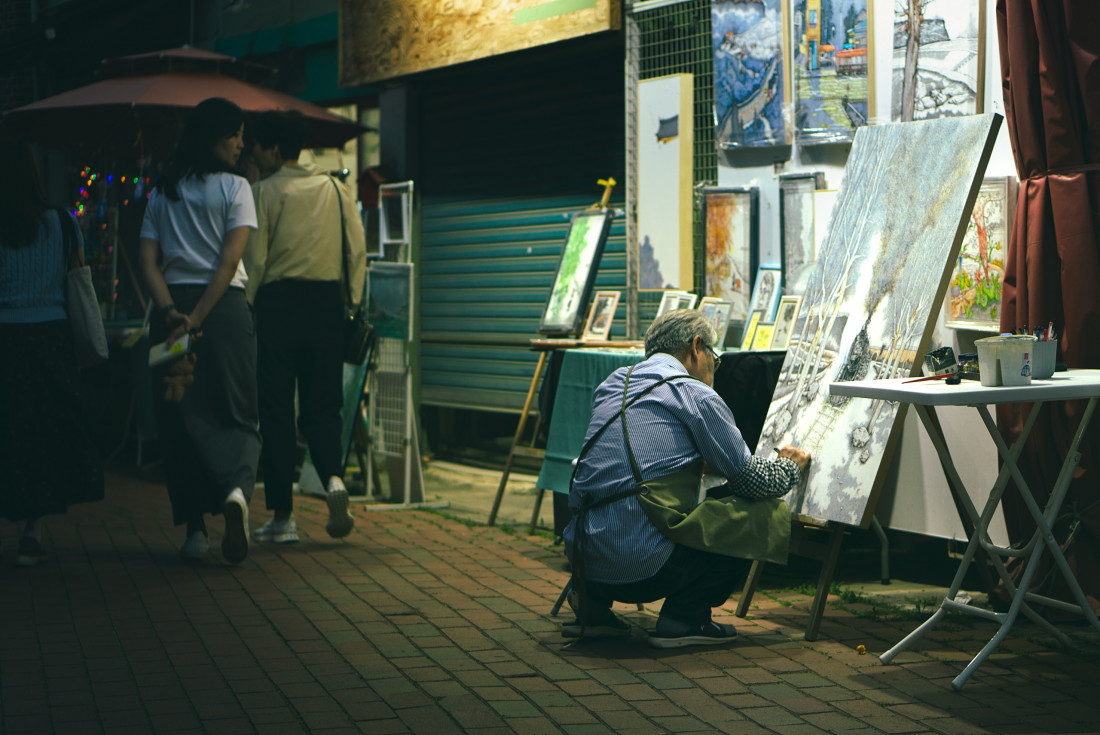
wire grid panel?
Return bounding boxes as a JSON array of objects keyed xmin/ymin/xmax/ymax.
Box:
[
  {"xmin": 632, "ymin": 0, "xmax": 717, "ymax": 300},
  {"xmin": 368, "ymin": 337, "xmax": 409, "ymax": 457}
]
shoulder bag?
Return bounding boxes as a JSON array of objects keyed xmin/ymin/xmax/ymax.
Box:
[
  {"xmin": 58, "ymin": 208, "xmax": 109, "ymax": 367},
  {"xmin": 330, "ymin": 179, "xmax": 375, "ymax": 365}
]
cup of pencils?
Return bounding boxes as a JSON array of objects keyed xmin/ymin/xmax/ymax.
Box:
[{"xmin": 1032, "ymin": 322, "xmax": 1057, "ymax": 379}]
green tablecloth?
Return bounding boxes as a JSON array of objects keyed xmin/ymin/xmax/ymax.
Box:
[{"xmin": 536, "ymin": 348, "xmax": 645, "ymax": 494}]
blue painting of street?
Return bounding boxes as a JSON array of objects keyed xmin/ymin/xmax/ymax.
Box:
[{"xmin": 713, "ymin": 0, "xmax": 786, "ymax": 149}]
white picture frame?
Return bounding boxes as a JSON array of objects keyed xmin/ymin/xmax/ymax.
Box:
[
  {"xmin": 581, "ymin": 290, "xmax": 621, "ymax": 342},
  {"xmin": 770, "ymin": 295, "xmax": 802, "ymax": 351},
  {"xmin": 748, "ymin": 266, "xmax": 782, "ymax": 322}
]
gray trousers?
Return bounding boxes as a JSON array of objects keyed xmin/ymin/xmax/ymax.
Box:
[{"xmin": 151, "ymin": 286, "xmax": 262, "ymax": 526}]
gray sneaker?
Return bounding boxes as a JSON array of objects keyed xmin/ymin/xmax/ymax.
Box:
[
  {"xmin": 649, "ymin": 619, "xmax": 738, "ymax": 649},
  {"xmin": 325, "ymin": 477, "xmax": 354, "ymax": 539},
  {"xmin": 179, "ymin": 531, "xmax": 210, "ymax": 561},
  {"xmin": 253, "ymin": 517, "xmax": 299, "ymax": 544}
]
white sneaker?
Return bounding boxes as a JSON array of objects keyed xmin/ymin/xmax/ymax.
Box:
[
  {"xmin": 180, "ymin": 531, "xmax": 210, "ymax": 560},
  {"xmin": 325, "ymin": 476, "xmax": 354, "ymax": 539},
  {"xmin": 254, "ymin": 517, "xmax": 299, "ymax": 544},
  {"xmin": 222, "ymin": 488, "xmax": 250, "ymax": 563}
]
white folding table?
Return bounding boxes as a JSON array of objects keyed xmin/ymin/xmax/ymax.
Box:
[{"xmin": 829, "ymin": 370, "xmax": 1100, "ymax": 690}]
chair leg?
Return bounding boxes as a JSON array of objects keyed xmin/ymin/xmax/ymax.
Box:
[{"xmin": 551, "ymin": 579, "xmax": 572, "ymax": 617}]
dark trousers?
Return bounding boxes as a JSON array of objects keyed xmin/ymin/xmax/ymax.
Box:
[
  {"xmin": 255, "ymin": 280, "xmax": 344, "ymax": 512},
  {"xmin": 586, "ymin": 544, "xmax": 751, "ymax": 625},
  {"xmin": 151, "ymin": 286, "xmax": 261, "ymax": 526}
]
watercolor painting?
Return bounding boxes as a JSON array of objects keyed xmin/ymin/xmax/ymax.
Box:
[
  {"xmin": 539, "ymin": 209, "xmax": 613, "ymax": 335},
  {"xmin": 946, "ymin": 177, "xmax": 1015, "ymax": 331},
  {"xmin": 367, "ymin": 263, "xmax": 413, "ymax": 341},
  {"xmin": 792, "ymin": 0, "xmax": 872, "ymax": 144},
  {"xmin": 892, "ymin": 0, "xmax": 983, "ymax": 122},
  {"xmin": 638, "ymin": 74, "xmax": 694, "ymax": 290},
  {"xmin": 755, "ymin": 114, "xmax": 1000, "ymax": 527},
  {"xmin": 704, "ymin": 187, "xmax": 758, "ymax": 323},
  {"xmin": 713, "ymin": 0, "xmax": 788, "ymax": 148},
  {"xmin": 780, "ymin": 174, "xmax": 820, "ymax": 296},
  {"xmin": 582, "ymin": 290, "xmax": 621, "ymax": 341}
]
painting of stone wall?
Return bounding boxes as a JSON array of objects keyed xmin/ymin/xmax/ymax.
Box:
[
  {"xmin": 755, "ymin": 114, "xmax": 1000, "ymax": 527},
  {"xmin": 713, "ymin": 0, "xmax": 788, "ymax": 148}
]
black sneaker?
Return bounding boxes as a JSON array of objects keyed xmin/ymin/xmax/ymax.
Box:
[
  {"xmin": 649, "ymin": 620, "xmax": 737, "ymax": 649},
  {"xmin": 561, "ymin": 614, "xmax": 631, "ymax": 639},
  {"xmin": 16, "ymin": 536, "xmax": 45, "ymax": 567}
]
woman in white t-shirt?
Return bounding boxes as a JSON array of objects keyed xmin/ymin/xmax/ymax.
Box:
[{"xmin": 139, "ymin": 97, "xmax": 261, "ymax": 564}]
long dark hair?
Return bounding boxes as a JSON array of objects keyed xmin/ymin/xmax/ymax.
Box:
[
  {"xmin": 0, "ymin": 137, "xmax": 50, "ymax": 249},
  {"xmin": 158, "ymin": 97, "xmax": 245, "ymax": 201}
]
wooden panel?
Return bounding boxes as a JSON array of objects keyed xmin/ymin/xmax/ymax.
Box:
[{"xmin": 339, "ymin": 0, "xmax": 621, "ymax": 86}]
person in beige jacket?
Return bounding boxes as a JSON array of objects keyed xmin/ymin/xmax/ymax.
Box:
[{"xmin": 244, "ymin": 110, "xmax": 366, "ymax": 544}]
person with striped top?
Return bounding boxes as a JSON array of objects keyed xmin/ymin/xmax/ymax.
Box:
[{"xmin": 563, "ymin": 309, "xmax": 810, "ymax": 648}]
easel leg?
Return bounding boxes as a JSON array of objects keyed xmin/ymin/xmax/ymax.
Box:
[
  {"xmin": 736, "ymin": 561, "xmax": 765, "ymax": 618},
  {"xmin": 489, "ymin": 351, "xmax": 547, "ymax": 525},
  {"xmin": 805, "ymin": 528, "xmax": 844, "ymax": 642},
  {"xmin": 529, "ymin": 487, "xmax": 545, "ymax": 535}
]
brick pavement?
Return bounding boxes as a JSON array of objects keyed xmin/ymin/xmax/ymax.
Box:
[{"xmin": 2, "ymin": 468, "xmax": 1100, "ymax": 734}]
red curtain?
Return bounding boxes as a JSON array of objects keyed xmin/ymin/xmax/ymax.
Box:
[{"xmin": 996, "ymin": 0, "xmax": 1100, "ymax": 611}]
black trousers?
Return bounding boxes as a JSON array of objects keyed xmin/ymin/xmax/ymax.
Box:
[
  {"xmin": 586, "ymin": 544, "xmax": 751, "ymax": 625},
  {"xmin": 151, "ymin": 286, "xmax": 261, "ymax": 526},
  {"xmin": 255, "ymin": 280, "xmax": 344, "ymax": 511}
]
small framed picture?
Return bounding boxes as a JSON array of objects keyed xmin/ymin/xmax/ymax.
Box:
[
  {"xmin": 581, "ymin": 290, "xmax": 621, "ymax": 342},
  {"xmin": 677, "ymin": 292, "xmax": 698, "ymax": 310},
  {"xmin": 770, "ymin": 295, "xmax": 802, "ymax": 351},
  {"xmin": 740, "ymin": 310, "xmax": 764, "ymax": 351},
  {"xmin": 748, "ymin": 266, "xmax": 783, "ymax": 322},
  {"xmin": 379, "ymin": 181, "xmax": 413, "ymax": 246},
  {"xmin": 657, "ymin": 291, "xmax": 686, "ymax": 317},
  {"xmin": 751, "ymin": 323, "xmax": 776, "ymax": 351},
  {"xmin": 711, "ymin": 301, "xmax": 733, "ymax": 348}
]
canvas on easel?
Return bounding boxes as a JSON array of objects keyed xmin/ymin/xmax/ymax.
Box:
[{"xmin": 538, "ymin": 209, "xmax": 613, "ymax": 336}]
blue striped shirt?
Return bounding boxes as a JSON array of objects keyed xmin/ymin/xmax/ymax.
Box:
[{"xmin": 564, "ymin": 352, "xmax": 799, "ymax": 584}]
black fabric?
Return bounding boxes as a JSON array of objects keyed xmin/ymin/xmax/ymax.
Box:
[
  {"xmin": 586, "ymin": 544, "xmax": 751, "ymax": 625},
  {"xmin": 0, "ymin": 320, "xmax": 104, "ymax": 521},
  {"xmin": 255, "ymin": 279, "xmax": 345, "ymax": 512},
  {"xmin": 150, "ymin": 286, "xmax": 261, "ymax": 526},
  {"xmin": 711, "ymin": 351, "xmax": 785, "ymax": 452}
]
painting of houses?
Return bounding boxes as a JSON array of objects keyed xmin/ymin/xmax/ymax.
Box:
[
  {"xmin": 946, "ymin": 177, "xmax": 1016, "ymax": 331},
  {"xmin": 713, "ymin": 0, "xmax": 788, "ymax": 149},
  {"xmin": 755, "ymin": 114, "xmax": 1000, "ymax": 527},
  {"xmin": 703, "ymin": 187, "xmax": 758, "ymax": 323},
  {"xmin": 638, "ymin": 74, "xmax": 694, "ymax": 290},
  {"xmin": 792, "ymin": 0, "xmax": 872, "ymax": 144},
  {"xmin": 892, "ymin": 0, "xmax": 984, "ymax": 121}
]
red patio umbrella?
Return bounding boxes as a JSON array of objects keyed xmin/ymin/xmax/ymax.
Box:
[{"xmin": 1, "ymin": 47, "xmax": 365, "ymax": 158}]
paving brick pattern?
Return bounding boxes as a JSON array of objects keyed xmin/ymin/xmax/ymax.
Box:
[{"xmin": 2, "ymin": 470, "xmax": 1100, "ymax": 734}]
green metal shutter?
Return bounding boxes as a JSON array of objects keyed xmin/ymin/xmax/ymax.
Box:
[{"xmin": 420, "ymin": 195, "xmax": 625, "ymax": 412}]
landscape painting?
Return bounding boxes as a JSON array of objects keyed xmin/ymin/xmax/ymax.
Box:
[
  {"xmin": 780, "ymin": 174, "xmax": 820, "ymax": 296},
  {"xmin": 368, "ymin": 263, "xmax": 413, "ymax": 341},
  {"xmin": 703, "ymin": 187, "xmax": 758, "ymax": 323},
  {"xmin": 755, "ymin": 114, "xmax": 1000, "ymax": 527},
  {"xmin": 539, "ymin": 209, "xmax": 613, "ymax": 335},
  {"xmin": 946, "ymin": 176, "xmax": 1015, "ymax": 331},
  {"xmin": 792, "ymin": 0, "xmax": 872, "ymax": 144},
  {"xmin": 892, "ymin": 0, "xmax": 983, "ymax": 122},
  {"xmin": 638, "ymin": 74, "xmax": 694, "ymax": 291},
  {"xmin": 712, "ymin": 0, "xmax": 788, "ymax": 148}
]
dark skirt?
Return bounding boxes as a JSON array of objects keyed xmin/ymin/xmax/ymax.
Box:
[{"xmin": 0, "ymin": 320, "xmax": 105, "ymax": 521}]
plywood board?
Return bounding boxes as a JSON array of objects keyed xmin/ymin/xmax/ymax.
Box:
[
  {"xmin": 340, "ymin": 0, "xmax": 620, "ymax": 86},
  {"xmin": 755, "ymin": 114, "xmax": 1000, "ymax": 527}
]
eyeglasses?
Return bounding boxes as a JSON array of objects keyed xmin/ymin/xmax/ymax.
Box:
[{"xmin": 709, "ymin": 345, "xmax": 722, "ymax": 368}]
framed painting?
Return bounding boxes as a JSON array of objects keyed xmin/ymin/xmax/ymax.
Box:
[
  {"xmin": 361, "ymin": 208, "xmax": 383, "ymax": 259},
  {"xmin": 677, "ymin": 293, "xmax": 698, "ymax": 310},
  {"xmin": 740, "ymin": 309, "xmax": 764, "ymax": 351},
  {"xmin": 538, "ymin": 208, "xmax": 614, "ymax": 335},
  {"xmin": 755, "ymin": 114, "xmax": 1000, "ymax": 528},
  {"xmin": 712, "ymin": 0, "xmax": 790, "ymax": 149},
  {"xmin": 367, "ymin": 262, "xmax": 413, "ymax": 341},
  {"xmin": 892, "ymin": 0, "xmax": 985, "ymax": 122},
  {"xmin": 703, "ymin": 187, "xmax": 758, "ymax": 323},
  {"xmin": 751, "ymin": 323, "xmax": 776, "ymax": 351},
  {"xmin": 581, "ymin": 290, "xmax": 621, "ymax": 342},
  {"xmin": 791, "ymin": 0, "xmax": 873, "ymax": 145},
  {"xmin": 946, "ymin": 176, "xmax": 1017, "ymax": 331},
  {"xmin": 638, "ymin": 74, "xmax": 694, "ymax": 291},
  {"xmin": 656, "ymin": 291, "xmax": 686, "ymax": 318},
  {"xmin": 748, "ymin": 265, "xmax": 782, "ymax": 322},
  {"xmin": 712, "ymin": 301, "xmax": 734, "ymax": 348},
  {"xmin": 770, "ymin": 295, "xmax": 802, "ymax": 351},
  {"xmin": 779, "ymin": 173, "xmax": 824, "ymax": 296},
  {"xmin": 379, "ymin": 181, "xmax": 413, "ymax": 246}
]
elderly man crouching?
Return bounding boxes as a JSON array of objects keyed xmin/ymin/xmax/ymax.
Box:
[{"xmin": 562, "ymin": 309, "xmax": 810, "ymax": 648}]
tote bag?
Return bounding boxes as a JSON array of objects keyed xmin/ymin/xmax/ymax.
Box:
[{"xmin": 57, "ymin": 209, "xmax": 109, "ymax": 367}]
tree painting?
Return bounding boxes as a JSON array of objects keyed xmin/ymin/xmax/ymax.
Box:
[
  {"xmin": 892, "ymin": 0, "xmax": 982, "ymax": 122},
  {"xmin": 946, "ymin": 178, "xmax": 1013, "ymax": 331},
  {"xmin": 755, "ymin": 115, "xmax": 999, "ymax": 527},
  {"xmin": 704, "ymin": 188, "xmax": 757, "ymax": 322},
  {"xmin": 540, "ymin": 211, "xmax": 612, "ymax": 334}
]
